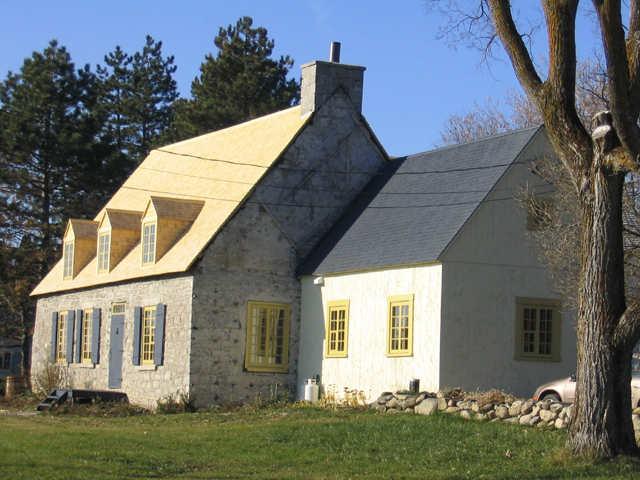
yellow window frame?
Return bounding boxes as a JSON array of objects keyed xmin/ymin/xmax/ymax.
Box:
[
  {"xmin": 141, "ymin": 221, "xmax": 157, "ymax": 266},
  {"xmin": 97, "ymin": 232, "xmax": 110, "ymax": 273},
  {"xmin": 325, "ymin": 300, "xmax": 350, "ymax": 358},
  {"xmin": 515, "ymin": 298, "xmax": 561, "ymax": 362},
  {"xmin": 386, "ymin": 294, "xmax": 414, "ymax": 357},
  {"xmin": 141, "ymin": 306, "xmax": 157, "ymax": 365},
  {"xmin": 245, "ymin": 301, "xmax": 290, "ymax": 373},
  {"xmin": 63, "ymin": 241, "xmax": 74, "ymax": 280},
  {"xmin": 81, "ymin": 309, "xmax": 93, "ymax": 363},
  {"xmin": 56, "ymin": 311, "xmax": 69, "ymax": 363}
]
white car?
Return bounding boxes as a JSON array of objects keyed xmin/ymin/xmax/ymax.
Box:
[{"xmin": 533, "ymin": 373, "xmax": 640, "ymax": 407}]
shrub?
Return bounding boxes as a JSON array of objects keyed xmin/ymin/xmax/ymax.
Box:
[
  {"xmin": 249, "ymin": 383, "xmax": 292, "ymax": 410},
  {"xmin": 32, "ymin": 360, "xmax": 70, "ymax": 396},
  {"xmin": 156, "ymin": 390, "xmax": 197, "ymax": 414}
]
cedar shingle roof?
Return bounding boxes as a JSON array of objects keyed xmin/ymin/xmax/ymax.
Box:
[
  {"xmin": 100, "ymin": 209, "xmax": 142, "ymax": 231},
  {"xmin": 298, "ymin": 126, "xmax": 544, "ymax": 276},
  {"xmin": 33, "ymin": 106, "xmax": 310, "ymax": 295},
  {"xmin": 145, "ymin": 197, "xmax": 205, "ymax": 222},
  {"xmin": 65, "ymin": 219, "xmax": 99, "ymax": 240}
]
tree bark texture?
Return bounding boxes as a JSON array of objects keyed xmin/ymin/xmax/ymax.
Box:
[
  {"xmin": 486, "ymin": 0, "xmax": 640, "ymax": 457},
  {"xmin": 569, "ymin": 145, "xmax": 636, "ymax": 457}
]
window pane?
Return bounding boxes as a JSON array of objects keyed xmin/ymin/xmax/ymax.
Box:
[{"xmin": 141, "ymin": 307, "xmax": 156, "ymax": 364}]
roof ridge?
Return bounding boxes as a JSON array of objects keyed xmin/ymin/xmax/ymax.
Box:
[{"xmin": 406, "ymin": 124, "xmax": 543, "ymax": 159}]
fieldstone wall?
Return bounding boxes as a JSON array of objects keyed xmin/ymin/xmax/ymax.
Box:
[
  {"xmin": 371, "ymin": 391, "xmax": 640, "ymax": 433},
  {"xmin": 190, "ymin": 201, "xmax": 301, "ymax": 405},
  {"xmin": 190, "ymin": 89, "xmax": 386, "ymax": 407},
  {"xmin": 31, "ymin": 275, "xmax": 193, "ymax": 408}
]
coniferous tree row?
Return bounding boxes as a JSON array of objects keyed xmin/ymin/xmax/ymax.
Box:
[
  {"xmin": 0, "ymin": 17, "xmax": 300, "ymax": 374},
  {"xmin": 169, "ymin": 16, "xmax": 300, "ymax": 141}
]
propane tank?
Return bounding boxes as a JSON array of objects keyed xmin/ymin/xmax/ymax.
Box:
[{"xmin": 304, "ymin": 378, "xmax": 320, "ymax": 404}]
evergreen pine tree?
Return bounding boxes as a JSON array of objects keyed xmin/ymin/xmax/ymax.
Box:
[
  {"xmin": 0, "ymin": 41, "xmax": 106, "ymax": 371},
  {"xmin": 172, "ymin": 16, "xmax": 300, "ymax": 139},
  {"xmin": 98, "ymin": 36, "xmax": 178, "ymax": 164}
]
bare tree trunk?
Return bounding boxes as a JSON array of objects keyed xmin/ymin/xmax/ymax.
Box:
[{"xmin": 568, "ymin": 147, "xmax": 637, "ymax": 457}]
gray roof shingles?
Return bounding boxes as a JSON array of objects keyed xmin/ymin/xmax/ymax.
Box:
[{"xmin": 298, "ymin": 126, "xmax": 542, "ymax": 276}]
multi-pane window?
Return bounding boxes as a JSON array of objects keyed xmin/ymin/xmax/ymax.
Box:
[
  {"xmin": 56, "ymin": 311, "xmax": 69, "ymax": 363},
  {"xmin": 142, "ymin": 222, "xmax": 156, "ymax": 266},
  {"xmin": 516, "ymin": 298, "xmax": 561, "ymax": 361},
  {"xmin": 133, "ymin": 304, "xmax": 165, "ymax": 367},
  {"xmin": 63, "ymin": 241, "xmax": 74, "ymax": 279},
  {"xmin": 326, "ymin": 300, "xmax": 349, "ymax": 358},
  {"xmin": 97, "ymin": 232, "xmax": 110, "ymax": 273},
  {"xmin": 142, "ymin": 306, "xmax": 157, "ymax": 364},
  {"xmin": 387, "ymin": 295, "xmax": 414, "ymax": 357},
  {"xmin": 245, "ymin": 302, "xmax": 290, "ymax": 373},
  {"xmin": 81, "ymin": 309, "xmax": 93, "ymax": 363}
]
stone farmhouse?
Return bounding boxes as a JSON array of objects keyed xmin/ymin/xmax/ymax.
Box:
[{"xmin": 30, "ymin": 52, "xmax": 576, "ymax": 407}]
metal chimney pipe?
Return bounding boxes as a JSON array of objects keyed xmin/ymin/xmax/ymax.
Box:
[{"xmin": 329, "ymin": 42, "xmax": 341, "ymax": 63}]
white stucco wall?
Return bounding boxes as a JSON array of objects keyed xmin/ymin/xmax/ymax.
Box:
[
  {"xmin": 439, "ymin": 135, "xmax": 577, "ymax": 397},
  {"xmin": 299, "ymin": 264, "xmax": 442, "ymax": 401}
]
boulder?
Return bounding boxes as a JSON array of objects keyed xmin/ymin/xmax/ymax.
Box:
[
  {"xmin": 495, "ymin": 405, "xmax": 510, "ymax": 419},
  {"xmin": 519, "ymin": 414, "xmax": 533, "ymax": 425},
  {"xmin": 400, "ymin": 397, "xmax": 418, "ymax": 409},
  {"xmin": 416, "ymin": 398, "xmax": 439, "ymax": 416},
  {"xmin": 509, "ymin": 401, "xmax": 524, "ymax": 417},
  {"xmin": 539, "ymin": 409, "xmax": 558, "ymax": 423},
  {"xmin": 521, "ymin": 401, "xmax": 534, "ymax": 415},
  {"xmin": 460, "ymin": 410, "xmax": 472, "ymax": 420},
  {"xmin": 377, "ymin": 393, "xmax": 394, "ymax": 404},
  {"xmin": 550, "ymin": 403, "xmax": 564, "ymax": 414},
  {"xmin": 481, "ymin": 403, "xmax": 495, "ymax": 413}
]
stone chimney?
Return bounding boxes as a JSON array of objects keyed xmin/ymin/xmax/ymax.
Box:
[{"xmin": 300, "ymin": 42, "xmax": 366, "ymax": 116}]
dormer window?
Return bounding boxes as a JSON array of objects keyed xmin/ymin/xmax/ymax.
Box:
[
  {"xmin": 63, "ymin": 241, "xmax": 74, "ymax": 280},
  {"xmin": 96, "ymin": 209, "xmax": 143, "ymax": 274},
  {"xmin": 142, "ymin": 221, "xmax": 157, "ymax": 266},
  {"xmin": 61, "ymin": 219, "xmax": 98, "ymax": 280},
  {"xmin": 97, "ymin": 232, "xmax": 110, "ymax": 273},
  {"xmin": 140, "ymin": 197, "xmax": 204, "ymax": 266}
]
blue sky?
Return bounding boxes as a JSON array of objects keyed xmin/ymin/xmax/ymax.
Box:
[{"xmin": 0, "ymin": 1, "xmax": 596, "ymax": 157}]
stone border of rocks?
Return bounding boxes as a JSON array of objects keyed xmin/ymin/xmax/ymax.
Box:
[{"xmin": 371, "ymin": 391, "xmax": 573, "ymax": 429}]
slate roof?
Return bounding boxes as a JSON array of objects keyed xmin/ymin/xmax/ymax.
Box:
[
  {"xmin": 33, "ymin": 106, "xmax": 310, "ymax": 296},
  {"xmin": 298, "ymin": 125, "xmax": 544, "ymax": 276}
]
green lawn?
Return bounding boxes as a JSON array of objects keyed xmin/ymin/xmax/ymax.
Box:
[{"xmin": 2, "ymin": 407, "xmax": 640, "ymax": 479}]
